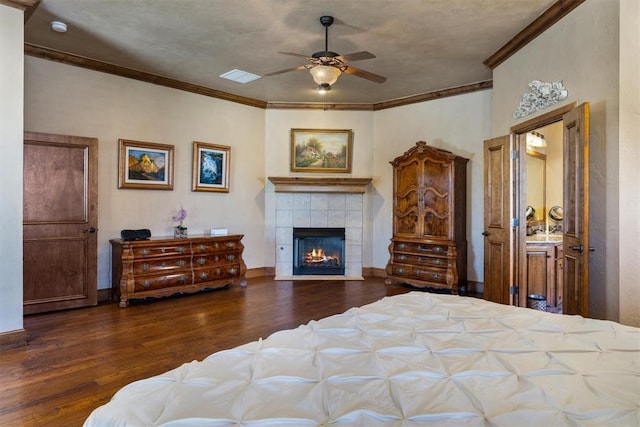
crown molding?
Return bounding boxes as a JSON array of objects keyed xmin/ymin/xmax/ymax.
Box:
[
  {"xmin": 483, "ymin": 0, "xmax": 586, "ymax": 69},
  {"xmin": 373, "ymin": 81, "xmax": 493, "ymax": 111},
  {"xmin": 0, "ymin": 0, "xmax": 37, "ymax": 10},
  {"xmin": 266, "ymin": 102, "xmax": 374, "ymax": 111},
  {"xmin": 24, "ymin": 43, "xmax": 268, "ymax": 109}
]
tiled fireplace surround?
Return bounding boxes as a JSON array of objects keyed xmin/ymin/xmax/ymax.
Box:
[{"xmin": 269, "ymin": 177, "xmax": 372, "ymax": 280}]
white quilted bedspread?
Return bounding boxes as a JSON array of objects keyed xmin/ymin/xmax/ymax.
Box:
[{"xmin": 84, "ymin": 292, "xmax": 640, "ymax": 426}]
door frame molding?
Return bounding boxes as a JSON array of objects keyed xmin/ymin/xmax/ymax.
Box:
[{"xmin": 509, "ymin": 102, "xmax": 577, "ymax": 307}]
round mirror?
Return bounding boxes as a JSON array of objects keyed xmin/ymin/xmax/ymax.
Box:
[
  {"xmin": 526, "ymin": 206, "xmax": 535, "ymax": 221},
  {"xmin": 549, "ymin": 206, "xmax": 563, "ymax": 222}
]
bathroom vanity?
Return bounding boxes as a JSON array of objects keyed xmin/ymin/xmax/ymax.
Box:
[{"xmin": 524, "ymin": 235, "xmax": 563, "ymax": 312}]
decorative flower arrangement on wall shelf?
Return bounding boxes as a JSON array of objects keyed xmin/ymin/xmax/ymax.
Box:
[{"xmin": 172, "ymin": 206, "xmax": 188, "ymax": 238}]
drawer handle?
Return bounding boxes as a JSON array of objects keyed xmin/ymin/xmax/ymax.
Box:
[
  {"xmin": 176, "ymin": 246, "xmax": 186, "ymax": 253},
  {"xmin": 433, "ymin": 247, "xmax": 442, "ymax": 252},
  {"xmin": 199, "ymin": 272, "xmax": 209, "ymax": 279},
  {"xmin": 142, "ymin": 280, "xmax": 151, "ymax": 288},
  {"xmin": 178, "ymin": 275, "xmax": 187, "ymax": 283},
  {"xmin": 396, "ymin": 267, "xmax": 405, "ymax": 274},
  {"xmin": 434, "ymin": 259, "xmax": 441, "ymax": 265},
  {"xmin": 176, "ymin": 259, "xmax": 187, "ymax": 267},
  {"xmin": 198, "ymin": 244, "xmax": 207, "ymax": 251},
  {"xmin": 197, "ymin": 258, "xmax": 206, "ymax": 265},
  {"xmin": 397, "ymin": 255, "xmax": 407, "ymax": 261},
  {"xmin": 228, "ymin": 268, "xmax": 237, "ymax": 275},
  {"xmin": 397, "ymin": 243, "xmax": 406, "ymax": 250},
  {"xmin": 432, "ymin": 273, "xmax": 440, "ymax": 280},
  {"xmin": 226, "ymin": 242, "xmax": 236, "ymax": 248},
  {"xmin": 141, "ymin": 263, "xmax": 150, "ymax": 271},
  {"xmin": 226, "ymin": 254, "xmax": 235, "ymax": 261},
  {"xmin": 139, "ymin": 249, "xmax": 150, "ymax": 256}
]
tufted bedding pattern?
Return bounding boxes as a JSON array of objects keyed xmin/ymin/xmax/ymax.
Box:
[{"xmin": 84, "ymin": 292, "xmax": 640, "ymax": 426}]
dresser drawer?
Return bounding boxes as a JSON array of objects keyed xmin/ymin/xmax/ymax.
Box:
[
  {"xmin": 134, "ymin": 272, "xmax": 192, "ymax": 292},
  {"xmin": 393, "ymin": 241, "xmax": 449, "ymax": 256},
  {"xmin": 393, "ymin": 253, "xmax": 447, "ymax": 268},
  {"xmin": 193, "ymin": 240, "xmax": 242, "ymax": 254},
  {"xmin": 132, "ymin": 257, "xmax": 190, "ymax": 275},
  {"xmin": 192, "ymin": 250, "xmax": 242, "ymax": 267},
  {"xmin": 133, "ymin": 243, "xmax": 190, "ymax": 259},
  {"xmin": 389, "ymin": 264, "xmax": 448, "ymax": 285},
  {"xmin": 193, "ymin": 265, "xmax": 241, "ymax": 283}
]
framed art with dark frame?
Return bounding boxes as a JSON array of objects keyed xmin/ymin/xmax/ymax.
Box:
[
  {"xmin": 290, "ymin": 128, "xmax": 353, "ymax": 173},
  {"xmin": 192, "ymin": 141, "xmax": 230, "ymax": 193},
  {"xmin": 118, "ymin": 139, "xmax": 174, "ymax": 190}
]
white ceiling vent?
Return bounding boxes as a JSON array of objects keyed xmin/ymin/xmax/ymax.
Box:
[{"xmin": 219, "ymin": 69, "xmax": 261, "ymax": 84}]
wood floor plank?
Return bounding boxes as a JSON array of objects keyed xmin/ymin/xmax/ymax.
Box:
[{"xmin": 0, "ymin": 277, "xmax": 417, "ymax": 426}]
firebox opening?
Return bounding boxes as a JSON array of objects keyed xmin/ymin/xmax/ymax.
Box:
[{"xmin": 293, "ymin": 228, "xmax": 345, "ymax": 276}]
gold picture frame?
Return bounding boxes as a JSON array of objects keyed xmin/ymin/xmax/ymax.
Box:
[
  {"xmin": 192, "ymin": 141, "xmax": 230, "ymax": 193},
  {"xmin": 118, "ymin": 139, "xmax": 174, "ymax": 190},
  {"xmin": 290, "ymin": 128, "xmax": 353, "ymax": 173}
]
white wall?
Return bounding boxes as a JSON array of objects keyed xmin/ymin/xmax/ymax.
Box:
[
  {"xmin": 264, "ymin": 110, "xmax": 375, "ymax": 267},
  {"xmin": 24, "ymin": 58, "xmax": 266, "ymax": 290},
  {"xmin": 373, "ymin": 90, "xmax": 493, "ymax": 281},
  {"xmin": 492, "ymin": 0, "xmax": 628, "ymax": 322},
  {"xmin": 0, "ymin": 5, "xmax": 24, "ymax": 334},
  {"xmin": 618, "ymin": 0, "xmax": 640, "ymax": 326}
]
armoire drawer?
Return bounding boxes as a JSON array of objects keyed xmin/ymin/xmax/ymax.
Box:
[
  {"xmin": 393, "ymin": 241, "xmax": 449, "ymax": 256},
  {"xmin": 393, "ymin": 253, "xmax": 447, "ymax": 268},
  {"xmin": 389, "ymin": 264, "xmax": 448, "ymax": 285}
]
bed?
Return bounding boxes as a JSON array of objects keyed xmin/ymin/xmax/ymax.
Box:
[{"xmin": 84, "ymin": 292, "xmax": 640, "ymax": 426}]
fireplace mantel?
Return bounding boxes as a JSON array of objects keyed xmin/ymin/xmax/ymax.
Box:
[{"xmin": 268, "ymin": 177, "xmax": 372, "ymax": 193}]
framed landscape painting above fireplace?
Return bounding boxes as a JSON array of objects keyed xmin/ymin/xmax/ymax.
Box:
[{"xmin": 290, "ymin": 128, "xmax": 353, "ymax": 173}]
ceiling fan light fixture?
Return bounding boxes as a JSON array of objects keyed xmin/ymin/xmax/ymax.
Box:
[
  {"xmin": 310, "ymin": 65, "xmax": 341, "ymax": 86},
  {"xmin": 317, "ymin": 83, "xmax": 331, "ymax": 94}
]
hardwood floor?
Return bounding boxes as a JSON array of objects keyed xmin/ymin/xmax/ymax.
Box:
[{"xmin": 0, "ymin": 277, "xmax": 419, "ymax": 426}]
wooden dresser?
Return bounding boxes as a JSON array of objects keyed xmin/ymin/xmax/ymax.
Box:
[
  {"xmin": 385, "ymin": 141, "xmax": 468, "ymax": 293},
  {"xmin": 111, "ymin": 234, "xmax": 246, "ymax": 307}
]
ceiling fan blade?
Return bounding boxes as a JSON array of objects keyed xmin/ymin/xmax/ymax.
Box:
[
  {"xmin": 342, "ymin": 66, "xmax": 387, "ymax": 83},
  {"xmin": 337, "ymin": 51, "xmax": 376, "ymax": 63},
  {"xmin": 263, "ymin": 65, "xmax": 308, "ymax": 77},
  {"xmin": 277, "ymin": 51, "xmax": 312, "ymax": 59}
]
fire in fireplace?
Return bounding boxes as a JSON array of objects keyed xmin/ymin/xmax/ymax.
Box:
[{"xmin": 293, "ymin": 228, "xmax": 345, "ymax": 275}]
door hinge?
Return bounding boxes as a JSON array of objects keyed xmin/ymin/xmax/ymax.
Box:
[
  {"xmin": 510, "ymin": 285, "xmax": 518, "ymax": 295},
  {"xmin": 511, "ymin": 150, "xmax": 519, "ymax": 160},
  {"xmin": 511, "ymin": 217, "xmax": 520, "ymax": 228}
]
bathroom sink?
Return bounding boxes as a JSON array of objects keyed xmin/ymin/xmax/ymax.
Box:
[{"xmin": 526, "ymin": 234, "xmax": 563, "ymax": 243}]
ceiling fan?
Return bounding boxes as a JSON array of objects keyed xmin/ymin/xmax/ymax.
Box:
[{"xmin": 264, "ymin": 16, "xmax": 386, "ymax": 92}]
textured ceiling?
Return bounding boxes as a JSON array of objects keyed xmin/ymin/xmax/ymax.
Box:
[{"xmin": 24, "ymin": 0, "xmax": 557, "ymax": 105}]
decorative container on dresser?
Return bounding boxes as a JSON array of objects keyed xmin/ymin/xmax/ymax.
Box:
[
  {"xmin": 385, "ymin": 141, "xmax": 468, "ymax": 294},
  {"xmin": 111, "ymin": 234, "xmax": 246, "ymax": 307}
]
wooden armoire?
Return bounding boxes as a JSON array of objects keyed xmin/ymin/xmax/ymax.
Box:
[{"xmin": 385, "ymin": 141, "xmax": 468, "ymax": 294}]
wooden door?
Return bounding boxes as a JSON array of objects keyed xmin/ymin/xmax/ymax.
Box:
[
  {"xmin": 483, "ymin": 136, "xmax": 512, "ymax": 304},
  {"xmin": 562, "ymin": 103, "xmax": 590, "ymax": 316},
  {"xmin": 23, "ymin": 132, "xmax": 98, "ymax": 314}
]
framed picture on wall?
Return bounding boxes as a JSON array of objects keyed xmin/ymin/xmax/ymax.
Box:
[
  {"xmin": 290, "ymin": 128, "xmax": 353, "ymax": 173},
  {"xmin": 192, "ymin": 141, "xmax": 230, "ymax": 192},
  {"xmin": 118, "ymin": 139, "xmax": 174, "ymax": 190}
]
